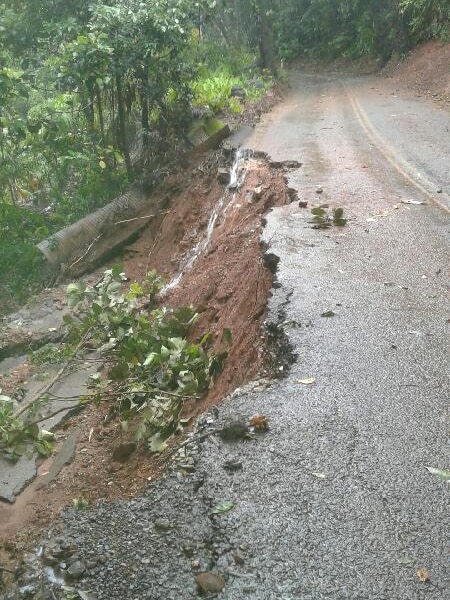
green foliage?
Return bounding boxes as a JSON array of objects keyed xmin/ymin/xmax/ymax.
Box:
[
  {"xmin": 273, "ymin": 0, "xmax": 450, "ymax": 61},
  {"xmin": 0, "ymin": 393, "xmax": 53, "ymax": 462},
  {"xmin": 400, "ymin": 0, "xmax": 450, "ymax": 42},
  {"xmin": 0, "ymin": 203, "xmax": 47, "ymax": 310},
  {"xmin": 192, "ymin": 67, "xmax": 269, "ymax": 114},
  {"xmin": 64, "ymin": 267, "xmax": 229, "ymax": 449},
  {"xmin": 0, "ymin": 267, "xmax": 229, "ymax": 459},
  {"xmin": 191, "ymin": 71, "xmax": 241, "ymax": 113},
  {"xmin": 311, "ymin": 206, "xmax": 347, "ymax": 228}
]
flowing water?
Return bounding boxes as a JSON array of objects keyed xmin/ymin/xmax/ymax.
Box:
[{"xmin": 161, "ymin": 148, "xmax": 253, "ymax": 294}]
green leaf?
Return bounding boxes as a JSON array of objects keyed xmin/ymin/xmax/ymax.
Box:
[
  {"xmin": 425, "ymin": 467, "xmax": 450, "ymax": 482},
  {"xmin": 333, "ymin": 207, "xmax": 344, "ymax": 219},
  {"xmin": 210, "ymin": 501, "xmax": 234, "ymax": 515},
  {"xmin": 148, "ymin": 433, "xmax": 169, "ymax": 453},
  {"xmin": 311, "ymin": 208, "xmax": 326, "ymax": 217}
]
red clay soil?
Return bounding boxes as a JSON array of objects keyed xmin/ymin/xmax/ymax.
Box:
[
  {"xmin": 0, "ymin": 154, "xmax": 289, "ymax": 569},
  {"xmin": 382, "ymin": 40, "xmax": 450, "ymax": 105},
  {"xmin": 123, "ymin": 155, "xmax": 286, "ymax": 406}
]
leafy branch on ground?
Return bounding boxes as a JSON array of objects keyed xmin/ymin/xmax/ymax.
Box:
[
  {"xmin": 0, "ymin": 267, "xmax": 229, "ymax": 460},
  {"xmin": 311, "ymin": 207, "xmax": 347, "ymax": 229}
]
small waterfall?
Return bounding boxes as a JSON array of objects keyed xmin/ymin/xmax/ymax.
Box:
[
  {"xmin": 162, "ymin": 196, "xmax": 225, "ymax": 294},
  {"xmin": 228, "ymin": 148, "xmax": 253, "ymax": 190},
  {"xmin": 161, "ymin": 148, "xmax": 253, "ymax": 295}
]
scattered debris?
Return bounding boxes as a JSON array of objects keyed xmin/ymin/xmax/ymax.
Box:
[
  {"xmin": 223, "ymin": 459, "xmax": 243, "ymax": 471},
  {"xmin": 311, "ymin": 207, "xmax": 347, "ymax": 228},
  {"xmin": 218, "ymin": 421, "xmax": 249, "ymax": 442},
  {"xmin": 269, "ymin": 159, "xmax": 302, "ymax": 169},
  {"xmin": 72, "ymin": 497, "xmax": 89, "ymax": 510},
  {"xmin": 154, "ymin": 518, "xmax": 173, "ymax": 531},
  {"xmin": 210, "ymin": 501, "xmax": 234, "ymax": 515},
  {"xmin": 425, "ymin": 467, "xmax": 450, "ymax": 482},
  {"xmin": 296, "ymin": 377, "xmax": 316, "ymax": 385},
  {"xmin": 416, "ymin": 568, "xmax": 430, "ymax": 582},
  {"xmin": 400, "ymin": 199, "xmax": 426, "ymax": 205},
  {"xmin": 383, "ymin": 282, "xmax": 409, "ymax": 290},
  {"xmin": 217, "ymin": 168, "xmax": 231, "ymax": 185},
  {"xmin": 195, "ymin": 572, "xmax": 225, "ymax": 594},
  {"xmin": 321, "ymin": 310, "xmax": 336, "ymax": 318},
  {"xmin": 312, "ymin": 472, "xmax": 327, "ymax": 479},
  {"xmin": 249, "ymin": 414, "xmax": 269, "ymax": 431}
]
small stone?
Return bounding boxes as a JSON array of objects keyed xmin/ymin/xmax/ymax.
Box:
[
  {"xmin": 154, "ymin": 518, "xmax": 173, "ymax": 531},
  {"xmin": 86, "ymin": 559, "xmax": 97, "ymax": 569},
  {"xmin": 316, "ymin": 187, "xmax": 323, "ymax": 194},
  {"xmin": 298, "ymin": 201, "xmax": 308, "ymax": 208},
  {"xmin": 191, "ymin": 560, "xmax": 200, "ymax": 570},
  {"xmin": 67, "ymin": 560, "xmax": 86, "ymax": 579},
  {"xmin": 19, "ymin": 584, "xmax": 38, "ymax": 598},
  {"xmin": 252, "ymin": 185, "xmax": 264, "ymax": 200},
  {"xmin": 223, "ymin": 459, "xmax": 243, "ymax": 471},
  {"xmin": 195, "ymin": 572, "xmax": 225, "ymax": 594},
  {"xmin": 233, "ymin": 553, "xmax": 245, "ymax": 565}
]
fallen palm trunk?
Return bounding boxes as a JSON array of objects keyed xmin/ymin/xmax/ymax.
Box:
[{"xmin": 36, "ymin": 188, "xmax": 155, "ymax": 277}]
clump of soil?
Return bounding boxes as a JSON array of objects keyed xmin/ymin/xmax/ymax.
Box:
[
  {"xmin": 0, "ymin": 151, "xmax": 290, "ymax": 571},
  {"xmin": 382, "ymin": 40, "xmax": 450, "ymax": 105}
]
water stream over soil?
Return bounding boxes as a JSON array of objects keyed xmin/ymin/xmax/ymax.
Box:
[{"xmin": 162, "ymin": 149, "xmax": 253, "ymax": 294}]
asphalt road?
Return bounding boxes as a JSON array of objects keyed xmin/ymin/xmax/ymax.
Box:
[{"xmin": 7, "ymin": 73, "xmax": 448, "ymax": 600}]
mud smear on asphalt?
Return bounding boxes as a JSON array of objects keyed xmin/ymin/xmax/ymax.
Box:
[{"xmin": 0, "ymin": 150, "xmax": 298, "ymax": 572}]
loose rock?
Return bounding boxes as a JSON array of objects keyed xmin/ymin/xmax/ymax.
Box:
[
  {"xmin": 67, "ymin": 560, "xmax": 86, "ymax": 580},
  {"xmin": 195, "ymin": 572, "xmax": 225, "ymax": 594}
]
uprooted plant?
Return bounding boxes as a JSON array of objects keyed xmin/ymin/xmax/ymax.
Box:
[
  {"xmin": 0, "ymin": 266, "xmax": 230, "ymax": 460},
  {"xmin": 310, "ymin": 207, "xmax": 347, "ymax": 229}
]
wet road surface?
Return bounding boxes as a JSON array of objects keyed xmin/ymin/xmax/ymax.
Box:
[{"xmin": 7, "ymin": 72, "xmax": 448, "ymax": 600}]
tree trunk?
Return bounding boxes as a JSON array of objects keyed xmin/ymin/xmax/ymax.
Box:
[
  {"xmin": 115, "ymin": 72, "xmax": 133, "ymax": 181},
  {"xmin": 256, "ymin": 0, "xmax": 277, "ymax": 75},
  {"xmin": 95, "ymin": 84, "xmax": 105, "ymax": 145},
  {"xmin": 139, "ymin": 69, "xmax": 150, "ymax": 150}
]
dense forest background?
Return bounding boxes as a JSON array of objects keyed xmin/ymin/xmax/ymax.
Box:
[{"xmin": 1, "ymin": 0, "xmax": 449, "ymax": 310}]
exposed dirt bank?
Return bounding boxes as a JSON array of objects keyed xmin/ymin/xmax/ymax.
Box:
[{"xmin": 382, "ymin": 40, "xmax": 450, "ymax": 105}]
